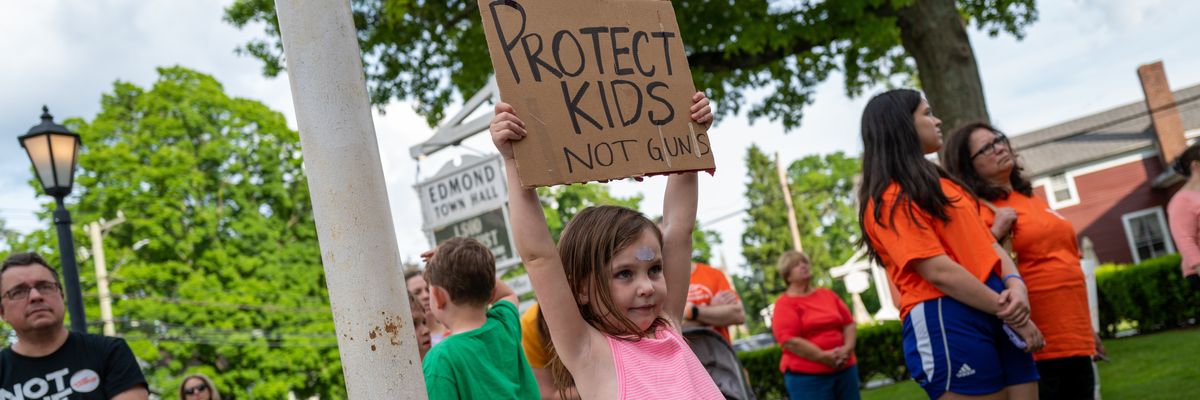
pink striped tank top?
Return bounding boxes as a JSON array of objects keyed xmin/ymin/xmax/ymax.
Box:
[{"xmin": 607, "ymin": 326, "xmax": 724, "ymax": 400}]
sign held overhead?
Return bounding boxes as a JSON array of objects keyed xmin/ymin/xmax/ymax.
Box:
[{"xmin": 478, "ymin": 0, "xmax": 716, "ymax": 187}]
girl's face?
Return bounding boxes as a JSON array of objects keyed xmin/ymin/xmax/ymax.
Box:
[
  {"xmin": 406, "ymin": 276, "xmax": 431, "ymax": 311},
  {"xmin": 968, "ymin": 127, "xmax": 1014, "ymax": 182},
  {"xmin": 411, "ymin": 304, "xmax": 432, "ymax": 358},
  {"xmin": 913, "ymin": 99, "xmax": 943, "ymax": 154},
  {"xmin": 596, "ymin": 228, "xmax": 667, "ymax": 332}
]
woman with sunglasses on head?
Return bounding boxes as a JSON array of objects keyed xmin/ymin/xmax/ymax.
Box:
[
  {"xmin": 944, "ymin": 122, "xmax": 1101, "ymax": 400},
  {"xmin": 858, "ymin": 89, "xmax": 1044, "ymax": 400},
  {"xmin": 179, "ymin": 373, "xmax": 220, "ymax": 400}
]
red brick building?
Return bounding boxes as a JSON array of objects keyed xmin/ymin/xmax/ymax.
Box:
[{"xmin": 1010, "ymin": 62, "xmax": 1199, "ymax": 264}]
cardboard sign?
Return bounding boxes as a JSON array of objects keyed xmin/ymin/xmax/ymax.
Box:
[
  {"xmin": 432, "ymin": 207, "xmax": 518, "ymax": 269},
  {"xmin": 414, "ymin": 154, "xmax": 507, "ymax": 230},
  {"xmin": 478, "ymin": 0, "xmax": 715, "ymax": 187}
]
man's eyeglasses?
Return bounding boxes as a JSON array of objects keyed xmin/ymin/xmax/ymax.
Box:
[
  {"xmin": 183, "ymin": 383, "xmax": 209, "ymax": 396},
  {"xmin": 1, "ymin": 281, "xmax": 61, "ymax": 301},
  {"xmin": 970, "ymin": 134, "xmax": 1010, "ymax": 160}
]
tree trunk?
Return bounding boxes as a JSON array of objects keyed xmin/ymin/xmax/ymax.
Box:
[{"xmin": 896, "ymin": 0, "xmax": 990, "ymax": 138}]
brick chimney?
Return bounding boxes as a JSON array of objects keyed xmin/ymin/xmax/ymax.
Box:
[{"xmin": 1137, "ymin": 61, "xmax": 1187, "ymax": 166}]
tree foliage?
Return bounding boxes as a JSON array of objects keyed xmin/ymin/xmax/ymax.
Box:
[
  {"xmin": 224, "ymin": 0, "xmax": 1035, "ymax": 129},
  {"xmin": 736, "ymin": 146, "xmax": 868, "ymax": 333},
  {"xmin": 8, "ymin": 67, "xmax": 343, "ymax": 399}
]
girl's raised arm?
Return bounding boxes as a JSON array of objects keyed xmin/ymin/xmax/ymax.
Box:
[
  {"xmin": 661, "ymin": 91, "xmax": 711, "ymax": 324},
  {"xmin": 490, "ymin": 102, "xmax": 594, "ymax": 363}
]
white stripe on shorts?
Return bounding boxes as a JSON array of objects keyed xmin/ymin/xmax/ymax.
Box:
[
  {"xmin": 938, "ymin": 298, "xmax": 952, "ymax": 391},
  {"xmin": 911, "ymin": 303, "xmax": 936, "ymax": 382}
]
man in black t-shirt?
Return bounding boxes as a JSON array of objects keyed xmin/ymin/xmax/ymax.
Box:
[{"xmin": 0, "ymin": 252, "xmax": 148, "ymax": 399}]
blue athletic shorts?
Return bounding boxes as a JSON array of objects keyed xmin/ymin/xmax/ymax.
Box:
[{"xmin": 901, "ymin": 274, "xmax": 1038, "ymax": 399}]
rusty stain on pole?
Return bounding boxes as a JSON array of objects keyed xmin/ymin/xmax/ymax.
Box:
[{"xmin": 274, "ymin": 0, "xmax": 425, "ymax": 397}]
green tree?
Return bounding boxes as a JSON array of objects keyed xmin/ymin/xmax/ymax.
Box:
[
  {"xmin": 692, "ymin": 227, "xmax": 722, "ymax": 265},
  {"xmin": 737, "ymin": 146, "xmax": 866, "ymax": 333},
  {"xmin": 224, "ymin": 0, "xmax": 1036, "ymax": 133},
  {"xmin": 0, "ymin": 217, "xmax": 18, "ymax": 253},
  {"xmin": 13, "ymin": 67, "xmax": 343, "ymax": 398}
]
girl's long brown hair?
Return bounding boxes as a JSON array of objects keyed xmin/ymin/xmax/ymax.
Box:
[{"xmin": 546, "ymin": 205, "xmax": 668, "ymax": 398}]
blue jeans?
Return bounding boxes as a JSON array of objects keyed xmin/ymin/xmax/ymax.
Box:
[{"xmin": 784, "ymin": 365, "xmax": 861, "ymax": 400}]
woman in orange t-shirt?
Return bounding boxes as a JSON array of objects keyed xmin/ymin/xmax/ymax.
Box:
[
  {"xmin": 944, "ymin": 122, "xmax": 1101, "ymax": 400},
  {"xmin": 857, "ymin": 89, "xmax": 1044, "ymax": 400},
  {"xmin": 771, "ymin": 250, "xmax": 860, "ymax": 400}
]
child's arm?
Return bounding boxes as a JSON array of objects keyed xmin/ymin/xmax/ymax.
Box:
[
  {"xmin": 490, "ymin": 103, "xmax": 594, "ymax": 363},
  {"xmin": 490, "ymin": 277, "xmax": 519, "ymax": 306},
  {"xmin": 661, "ymin": 92, "xmax": 711, "ymax": 324}
]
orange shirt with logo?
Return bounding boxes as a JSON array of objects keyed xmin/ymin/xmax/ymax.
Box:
[
  {"xmin": 687, "ymin": 263, "xmax": 738, "ymax": 342},
  {"xmin": 864, "ymin": 178, "xmax": 1001, "ymax": 319},
  {"xmin": 982, "ymin": 191, "xmax": 1095, "ymax": 361}
]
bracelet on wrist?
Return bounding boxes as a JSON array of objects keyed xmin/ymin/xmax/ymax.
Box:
[{"xmin": 1003, "ymin": 274, "xmax": 1024, "ymax": 285}]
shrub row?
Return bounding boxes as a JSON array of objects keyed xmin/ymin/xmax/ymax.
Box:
[{"xmin": 1096, "ymin": 254, "xmax": 1200, "ymax": 337}]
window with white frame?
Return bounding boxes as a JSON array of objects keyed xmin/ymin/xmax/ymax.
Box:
[
  {"xmin": 1121, "ymin": 207, "xmax": 1176, "ymax": 263},
  {"xmin": 1049, "ymin": 173, "xmax": 1076, "ymax": 205}
]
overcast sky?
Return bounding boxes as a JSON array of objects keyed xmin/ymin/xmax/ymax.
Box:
[{"xmin": 2, "ymin": 0, "xmax": 1198, "ymax": 274}]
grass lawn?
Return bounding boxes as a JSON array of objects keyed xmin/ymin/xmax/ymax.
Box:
[{"xmin": 861, "ymin": 327, "xmax": 1200, "ymax": 400}]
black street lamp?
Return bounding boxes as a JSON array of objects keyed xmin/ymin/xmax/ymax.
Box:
[{"xmin": 18, "ymin": 106, "xmax": 86, "ymax": 333}]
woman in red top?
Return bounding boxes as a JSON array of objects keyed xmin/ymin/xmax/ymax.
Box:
[
  {"xmin": 943, "ymin": 122, "xmax": 1102, "ymax": 399},
  {"xmin": 771, "ymin": 250, "xmax": 860, "ymax": 400}
]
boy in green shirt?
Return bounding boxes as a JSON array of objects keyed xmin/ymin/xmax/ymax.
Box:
[{"xmin": 422, "ymin": 237, "xmax": 539, "ymax": 399}]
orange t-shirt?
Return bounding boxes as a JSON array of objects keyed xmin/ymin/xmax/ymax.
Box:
[
  {"xmin": 687, "ymin": 263, "xmax": 739, "ymax": 342},
  {"xmin": 520, "ymin": 302, "xmax": 551, "ymax": 368},
  {"xmin": 864, "ymin": 178, "xmax": 1001, "ymax": 319},
  {"xmin": 982, "ymin": 192, "xmax": 1095, "ymax": 360}
]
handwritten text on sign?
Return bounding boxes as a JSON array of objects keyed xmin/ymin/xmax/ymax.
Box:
[{"xmin": 478, "ymin": 0, "xmax": 716, "ymax": 187}]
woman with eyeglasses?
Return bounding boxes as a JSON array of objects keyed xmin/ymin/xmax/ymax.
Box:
[
  {"xmin": 179, "ymin": 373, "xmax": 220, "ymax": 400},
  {"xmin": 858, "ymin": 90, "xmax": 1043, "ymax": 400},
  {"xmin": 943, "ymin": 122, "xmax": 1101, "ymax": 400}
]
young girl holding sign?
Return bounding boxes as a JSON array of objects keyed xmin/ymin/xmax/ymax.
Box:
[
  {"xmin": 857, "ymin": 89, "xmax": 1045, "ymax": 399},
  {"xmin": 490, "ymin": 92, "xmax": 723, "ymax": 400}
]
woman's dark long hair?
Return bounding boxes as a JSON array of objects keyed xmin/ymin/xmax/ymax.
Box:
[
  {"xmin": 943, "ymin": 122, "xmax": 1033, "ymax": 201},
  {"xmin": 1173, "ymin": 142, "xmax": 1200, "ymax": 177},
  {"xmin": 856, "ymin": 89, "xmax": 965, "ymax": 265}
]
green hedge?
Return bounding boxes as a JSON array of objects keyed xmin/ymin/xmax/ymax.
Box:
[
  {"xmin": 1096, "ymin": 254, "xmax": 1200, "ymax": 337},
  {"xmin": 736, "ymin": 321, "xmax": 906, "ymax": 399}
]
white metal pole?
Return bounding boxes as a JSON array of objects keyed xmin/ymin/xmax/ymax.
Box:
[
  {"xmin": 274, "ymin": 1, "xmax": 425, "ymax": 398},
  {"xmin": 89, "ymin": 222, "xmax": 116, "ymax": 337}
]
